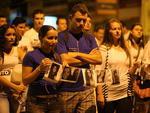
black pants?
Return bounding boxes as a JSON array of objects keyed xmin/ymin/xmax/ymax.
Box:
[
  {"xmin": 98, "ymin": 97, "xmax": 133, "ymax": 113},
  {"xmin": 26, "ymin": 94, "xmax": 65, "ymax": 113}
]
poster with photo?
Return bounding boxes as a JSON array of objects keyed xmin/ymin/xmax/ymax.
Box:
[
  {"xmin": 44, "ymin": 62, "xmax": 62, "ymax": 82},
  {"xmin": 0, "ymin": 67, "xmax": 13, "ymax": 81},
  {"xmin": 82, "ymin": 69, "xmax": 97, "ymax": 87},
  {"xmin": 0, "ymin": 63, "xmax": 23, "ymax": 83},
  {"xmin": 111, "ymin": 69, "xmax": 120, "ymax": 85},
  {"xmin": 96, "ymin": 69, "xmax": 106, "ymax": 85},
  {"xmin": 60, "ymin": 67, "xmax": 80, "ymax": 83}
]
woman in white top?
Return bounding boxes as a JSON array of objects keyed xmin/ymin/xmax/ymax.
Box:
[
  {"xmin": 0, "ymin": 24, "xmax": 26, "ymax": 113},
  {"xmin": 127, "ymin": 23, "xmax": 144, "ymax": 63},
  {"xmin": 133, "ymin": 41, "xmax": 150, "ymax": 113},
  {"xmin": 96, "ymin": 18, "xmax": 137, "ymax": 113},
  {"xmin": 128, "ymin": 23, "xmax": 150, "ymax": 113}
]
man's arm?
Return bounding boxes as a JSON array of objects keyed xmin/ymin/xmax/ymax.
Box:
[
  {"xmin": 61, "ymin": 48, "xmax": 102, "ymax": 66},
  {"xmin": 68, "ymin": 48, "xmax": 102, "ymax": 64},
  {"xmin": 60, "ymin": 53, "xmax": 86, "ymax": 66}
]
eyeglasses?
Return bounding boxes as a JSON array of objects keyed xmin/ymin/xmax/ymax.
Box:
[{"xmin": 75, "ymin": 18, "xmax": 87, "ymax": 23}]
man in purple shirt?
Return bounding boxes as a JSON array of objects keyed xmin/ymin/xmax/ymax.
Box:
[{"xmin": 57, "ymin": 3, "xmax": 102, "ymax": 113}]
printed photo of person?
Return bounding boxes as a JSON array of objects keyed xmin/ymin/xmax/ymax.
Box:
[
  {"xmin": 85, "ymin": 69, "xmax": 93, "ymax": 86},
  {"xmin": 97, "ymin": 70, "xmax": 106, "ymax": 83},
  {"xmin": 71, "ymin": 68, "xmax": 80, "ymax": 82},
  {"xmin": 111, "ymin": 69, "xmax": 120, "ymax": 85},
  {"xmin": 48, "ymin": 63, "xmax": 60, "ymax": 79},
  {"xmin": 61, "ymin": 67, "xmax": 71, "ymax": 80}
]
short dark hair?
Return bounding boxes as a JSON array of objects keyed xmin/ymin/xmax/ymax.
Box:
[
  {"xmin": 94, "ymin": 24, "xmax": 105, "ymax": 32},
  {"xmin": 12, "ymin": 17, "xmax": 26, "ymax": 26},
  {"xmin": 56, "ymin": 17, "xmax": 67, "ymax": 25},
  {"xmin": 32, "ymin": 9, "xmax": 45, "ymax": 18},
  {"xmin": 69, "ymin": 3, "xmax": 89, "ymax": 17},
  {"xmin": 0, "ymin": 15, "xmax": 7, "ymax": 24}
]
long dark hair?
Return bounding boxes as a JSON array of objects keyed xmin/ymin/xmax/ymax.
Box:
[
  {"xmin": 0, "ymin": 24, "xmax": 18, "ymax": 47},
  {"xmin": 103, "ymin": 18, "xmax": 131, "ymax": 66},
  {"xmin": 0, "ymin": 24, "xmax": 18, "ymax": 62},
  {"xmin": 129, "ymin": 23, "xmax": 144, "ymax": 48}
]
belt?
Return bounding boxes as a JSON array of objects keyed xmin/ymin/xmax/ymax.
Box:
[
  {"xmin": 33, "ymin": 95, "xmax": 59, "ymax": 105},
  {"xmin": 36, "ymin": 94, "xmax": 58, "ymax": 99}
]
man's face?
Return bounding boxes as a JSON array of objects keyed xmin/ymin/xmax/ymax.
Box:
[
  {"xmin": 70, "ymin": 11, "xmax": 87, "ymax": 32},
  {"xmin": 33, "ymin": 13, "xmax": 45, "ymax": 29},
  {"xmin": 0, "ymin": 17, "xmax": 7, "ymax": 26},
  {"xmin": 15, "ymin": 23, "xmax": 26, "ymax": 37},
  {"xmin": 94, "ymin": 28, "xmax": 105, "ymax": 44}
]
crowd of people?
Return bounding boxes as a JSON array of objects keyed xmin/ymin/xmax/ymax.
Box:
[{"xmin": 0, "ymin": 3, "xmax": 150, "ymax": 113}]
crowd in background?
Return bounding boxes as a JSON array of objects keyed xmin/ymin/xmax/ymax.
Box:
[{"xmin": 0, "ymin": 3, "xmax": 150, "ymax": 113}]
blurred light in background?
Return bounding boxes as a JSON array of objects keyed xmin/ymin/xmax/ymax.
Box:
[{"xmin": 43, "ymin": 16, "xmax": 58, "ymax": 29}]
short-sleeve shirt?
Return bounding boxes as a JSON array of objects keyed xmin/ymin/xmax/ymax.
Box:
[
  {"xmin": 23, "ymin": 49, "xmax": 59, "ymax": 96},
  {"xmin": 99, "ymin": 45, "xmax": 131, "ymax": 101},
  {"xmin": 57, "ymin": 30, "xmax": 98, "ymax": 91}
]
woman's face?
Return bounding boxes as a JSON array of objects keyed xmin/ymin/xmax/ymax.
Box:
[
  {"xmin": 84, "ymin": 17, "xmax": 92, "ymax": 31},
  {"xmin": 109, "ymin": 22, "xmax": 122, "ymax": 41},
  {"xmin": 41, "ymin": 29, "xmax": 58, "ymax": 50},
  {"xmin": 131, "ymin": 25, "xmax": 143, "ymax": 39},
  {"xmin": 5, "ymin": 27, "xmax": 16, "ymax": 45}
]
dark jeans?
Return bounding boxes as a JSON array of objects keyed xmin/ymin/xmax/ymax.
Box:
[
  {"xmin": 26, "ymin": 94, "xmax": 64, "ymax": 113},
  {"xmin": 102, "ymin": 97, "xmax": 133, "ymax": 113}
]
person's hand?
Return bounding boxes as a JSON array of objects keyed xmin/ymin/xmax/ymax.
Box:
[
  {"xmin": 12, "ymin": 84, "xmax": 27, "ymax": 104},
  {"xmin": 133, "ymin": 81, "xmax": 150, "ymax": 98},
  {"xmin": 14, "ymin": 83, "xmax": 26, "ymax": 94},
  {"xmin": 128, "ymin": 61, "xmax": 141, "ymax": 74},
  {"xmin": 62, "ymin": 61, "xmax": 69, "ymax": 67},
  {"xmin": 89, "ymin": 48, "xmax": 99, "ymax": 54},
  {"xmin": 39, "ymin": 58, "xmax": 51, "ymax": 73}
]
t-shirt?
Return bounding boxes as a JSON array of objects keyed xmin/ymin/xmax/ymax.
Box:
[
  {"xmin": 23, "ymin": 49, "xmax": 59, "ymax": 96},
  {"xmin": 0, "ymin": 47, "xmax": 20, "ymax": 93},
  {"xmin": 18, "ymin": 28, "xmax": 40, "ymax": 51},
  {"xmin": 99, "ymin": 45, "xmax": 131, "ymax": 102},
  {"xmin": 2, "ymin": 47, "xmax": 21, "ymax": 82},
  {"xmin": 57, "ymin": 30, "xmax": 98, "ymax": 91}
]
